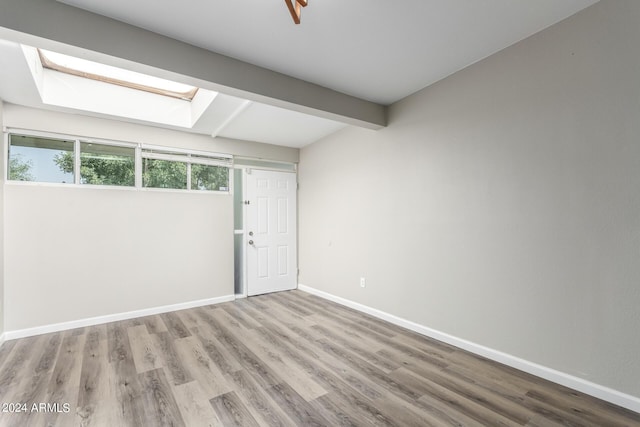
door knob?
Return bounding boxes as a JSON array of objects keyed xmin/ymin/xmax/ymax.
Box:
[
  {"xmin": 248, "ymin": 240, "xmax": 254, "ymax": 245},
  {"xmin": 249, "ymin": 231, "xmax": 254, "ymax": 236}
]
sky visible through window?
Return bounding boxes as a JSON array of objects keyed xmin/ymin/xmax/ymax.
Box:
[{"xmin": 10, "ymin": 145, "xmax": 74, "ymax": 183}]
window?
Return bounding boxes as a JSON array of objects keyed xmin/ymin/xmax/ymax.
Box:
[
  {"xmin": 39, "ymin": 49, "xmax": 199, "ymax": 101},
  {"xmin": 192, "ymin": 164, "xmax": 229, "ymax": 191},
  {"xmin": 7, "ymin": 132, "xmax": 232, "ymax": 192},
  {"xmin": 141, "ymin": 148, "xmax": 232, "ymax": 191},
  {"xmin": 80, "ymin": 142, "xmax": 135, "ymax": 186},
  {"xmin": 8, "ymin": 134, "xmax": 75, "ymax": 183},
  {"xmin": 142, "ymin": 158, "xmax": 188, "ymax": 189}
]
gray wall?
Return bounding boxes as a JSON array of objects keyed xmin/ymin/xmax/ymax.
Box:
[
  {"xmin": 0, "ymin": 100, "xmax": 4, "ymax": 337},
  {"xmin": 299, "ymin": 0, "xmax": 640, "ymax": 399}
]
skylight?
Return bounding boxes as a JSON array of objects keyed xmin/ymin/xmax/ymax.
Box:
[{"xmin": 38, "ymin": 49, "xmax": 199, "ymax": 101}]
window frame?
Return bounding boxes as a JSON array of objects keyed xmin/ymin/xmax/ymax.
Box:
[
  {"xmin": 141, "ymin": 156, "xmax": 189, "ymax": 190},
  {"xmin": 141, "ymin": 145, "xmax": 232, "ymax": 191},
  {"xmin": 79, "ymin": 140, "xmax": 137, "ymax": 187},
  {"xmin": 7, "ymin": 133, "xmax": 76, "ymax": 184},
  {"xmin": 4, "ymin": 128, "xmax": 233, "ymax": 194},
  {"xmin": 38, "ymin": 49, "xmax": 199, "ymax": 101}
]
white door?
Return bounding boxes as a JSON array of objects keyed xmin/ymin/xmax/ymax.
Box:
[{"xmin": 246, "ymin": 169, "xmax": 297, "ymax": 296}]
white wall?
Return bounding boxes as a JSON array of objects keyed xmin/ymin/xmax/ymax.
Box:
[
  {"xmin": 3, "ymin": 104, "xmax": 299, "ymax": 163},
  {"xmin": 2, "ymin": 104, "xmax": 297, "ymax": 332},
  {"xmin": 0, "ymin": 100, "xmax": 4, "ymax": 336},
  {"xmin": 5, "ymin": 186, "xmax": 232, "ymax": 331},
  {"xmin": 299, "ymin": 0, "xmax": 640, "ymax": 400}
]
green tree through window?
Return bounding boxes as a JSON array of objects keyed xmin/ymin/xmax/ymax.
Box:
[
  {"xmin": 142, "ymin": 158, "xmax": 187, "ymax": 189},
  {"xmin": 9, "ymin": 134, "xmax": 230, "ymax": 191},
  {"xmin": 54, "ymin": 142, "xmax": 135, "ymax": 186},
  {"xmin": 8, "ymin": 154, "xmax": 34, "ymax": 181},
  {"xmin": 192, "ymin": 163, "xmax": 229, "ymax": 191}
]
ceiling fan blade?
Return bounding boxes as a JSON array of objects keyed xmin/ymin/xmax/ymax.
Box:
[{"xmin": 284, "ymin": 0, "xmax": 301, "ymax": 24}]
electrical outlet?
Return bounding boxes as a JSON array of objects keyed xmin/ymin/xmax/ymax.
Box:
[{"xmin": 360, "ymin": 277, "xmax": 366, "ymax": 288}]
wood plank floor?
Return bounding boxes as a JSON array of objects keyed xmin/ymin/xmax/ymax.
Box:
[{"xmin": 0, "ymin": 290, "xmax": 638, "ymax": 426}]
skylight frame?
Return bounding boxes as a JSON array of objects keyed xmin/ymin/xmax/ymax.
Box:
[{"xmin": 38, "ymin": 49, "xmax": 199, "ymax": 101}]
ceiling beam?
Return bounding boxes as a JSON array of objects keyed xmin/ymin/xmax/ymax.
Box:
[
  {"xmin": 211, "ymin": 100, "xmax": 253, "ymax": 138},
  {"xmin": 0, "ymin": 0, "xmax": 386, "ymax": 129}
]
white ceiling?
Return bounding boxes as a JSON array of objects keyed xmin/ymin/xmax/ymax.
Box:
[
  {"xmin": 57, "ymin": 0, "xmax": 597, "ymax": 105},
  {"xmin": 0, "ymin": 41, "xmax": 347, "ymax": 148},
  {"xmin": 0, "ymin": 1, "xmax": 598, "ymax": 148}
]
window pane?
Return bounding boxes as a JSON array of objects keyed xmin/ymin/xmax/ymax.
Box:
[
  {"xmin": 142, "ymin": 158, "xmax": 187, "ymax": 189},
  {"xmin": 80, "ymin": 142, "xmax": 135, "ymax": 186},
  {"xmin": 233, "ymin": 168, "xmax": 243, "ymax": 228},
  {"xmin": 40, "ymin": 49, "xmax": 200, "ymax": 101},
  {"xmin": 8, "ymin": 134, "xmax": 74, "ymax": 183},
  {"xmin": 191, "ymin": 164, "xmax": 229, "ymax": 191}
]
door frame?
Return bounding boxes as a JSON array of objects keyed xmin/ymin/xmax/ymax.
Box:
[{"xmin": 233, "ymin": 163, "xmax": 298, "ymax": 299}]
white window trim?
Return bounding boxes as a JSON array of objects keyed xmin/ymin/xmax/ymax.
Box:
[
  {"xmin": 141, "ymin": 150, "xmax": 232, "ymax": 168},
  {"xmin": 141, "ymin": 143, "xmax": 232, "ymax": 159},
  {"xmin": 73, "ymin": 139, "xmax": 81, "ymax": 185},
  {"xmin": 5, "ymin": 127, "xmax": 233, "ymax": 194},
  {"xmin": 134, "ymin": 145, "xmax": 142, "ymax": 188}
]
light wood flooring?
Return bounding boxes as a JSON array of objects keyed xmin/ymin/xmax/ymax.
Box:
[{"xmin": 0, "ymin": 290, "xmax": 639, "ymax": 426}]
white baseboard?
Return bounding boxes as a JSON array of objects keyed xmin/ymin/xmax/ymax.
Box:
[
  {"xmin": 0, "ymin": 333, "xmax": 5, "ymax": 348},
  {"xmin": 3, "ymin": 294, "xmax": 236, "ymax": 341},
  {"xmin": 298, "ymin": 284, "xmax": 640, "ymax": 414}
]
